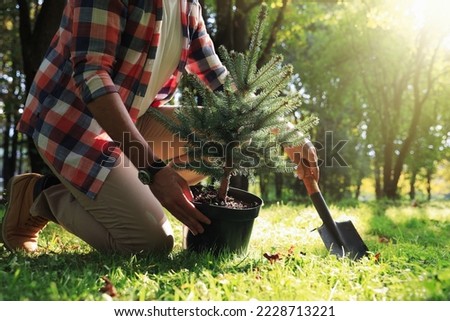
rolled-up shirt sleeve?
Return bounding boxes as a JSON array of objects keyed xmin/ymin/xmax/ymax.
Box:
[
  {"xmin": 70, "ymin": 0, "xmax": 127, "ymax": 104},
  {"xmin": 185, "ymin": 4, "xmax": 227, "ymax": 91}
]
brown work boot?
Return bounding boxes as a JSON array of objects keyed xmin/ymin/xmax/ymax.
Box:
[{"xmin": 1, "ymin": 173, "xmax": 49, "ymax": 252}]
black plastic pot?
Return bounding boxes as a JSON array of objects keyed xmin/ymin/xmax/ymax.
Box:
[{"xmin": 183, "ymin": 186, "xmax": 263, "ymax": 255}]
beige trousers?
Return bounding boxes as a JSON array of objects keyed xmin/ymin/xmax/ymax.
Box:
[{"xmin": 30, "ymin": 107, "xmax": 204, "ymax": 254}]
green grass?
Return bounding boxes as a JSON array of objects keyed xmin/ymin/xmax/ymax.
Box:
[{"xmin": 1, "ymin": 200, "xmax": 449, "ymax": 301}]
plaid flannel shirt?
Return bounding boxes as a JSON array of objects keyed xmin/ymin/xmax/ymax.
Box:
[{"xmin": 18, "ymin": 0, "xmax": 227, "ymax": 199}]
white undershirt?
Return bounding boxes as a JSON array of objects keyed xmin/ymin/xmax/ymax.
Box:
[{"xmin": 138, "ymin": 0, "xmax": 182, "ymax": 117}]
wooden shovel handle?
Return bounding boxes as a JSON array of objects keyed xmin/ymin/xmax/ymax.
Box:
[
  {"xmin": 300, "ymin": 159, "xmax": 320, "ymax": 195},
  {"xmin": 303, "ymin": 175, "xmax": 320, "ymax": 195}
]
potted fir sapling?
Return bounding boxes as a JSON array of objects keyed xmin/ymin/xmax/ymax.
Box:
[{"xmin": 150, "ymin": 5, "xmax": 318, "ymax": 254}]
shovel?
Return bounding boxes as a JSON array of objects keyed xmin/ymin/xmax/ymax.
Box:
[{"xmin": 302, "ymin": 163, "xmax": 369, "ymax": 260}]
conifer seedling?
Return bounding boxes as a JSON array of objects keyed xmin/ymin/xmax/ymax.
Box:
[{"xmin": 150, "ymin": 4, "xmax": 318, "ymax": 206}]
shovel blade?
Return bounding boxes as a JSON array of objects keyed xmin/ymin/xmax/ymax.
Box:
[{"xmin": 318, "ymin": 220, "xmax": 369, "ymax": 260}]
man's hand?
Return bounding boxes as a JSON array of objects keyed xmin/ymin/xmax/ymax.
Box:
[
  {"xmin": 149, "ymin": 166, "xmax": 211, "ymax": 235},
  {"xmin": 284, "ymin": 139, "xmax": 319, "ymax": 182}
]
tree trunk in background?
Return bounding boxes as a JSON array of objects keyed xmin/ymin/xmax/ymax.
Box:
[
  {"xmin": 2, "ymin": 113, "xmax": 18, "ymax": 187},
  {"xmin": 232, "ymin": 0, "xmax": 251, "ymax": 52},
  {"xmin": 354, "ymin": 182, "xmax": 361, "ymax": 200},
  {"xmin": 374, "ymin": 163, "xmax": 382, "ymax": 200},
  {"xmin": 426, "ymin": 169, "xmax": 432, "ymax": 201},
  {"xmin": 214, "ymin": 0, "xmax": 233, "ymax": 49},
  {"xmin": 230, "ymin": 175, "xmax": 249, "ymax": 191},
  {"xmin": 382, "ymin": 137, "xmax": 396, "ymax": 199},
  {"xmin": 409, "ymin": 170, "xmax": 417, "ymax": 201},
  {"xmin": 258, "ymin": 0, "xmax": 288, "ymax": 67},
  {"xmin": 274, "ymin": 172, "xmax": 283, "ymax": 200},
  {"xmin": 18, "ymin": 0, "xmax": 65, "ymax": 173},
  {"xmin": 259, "ymin": 172, "xmax": 268, "ymax": 200}
]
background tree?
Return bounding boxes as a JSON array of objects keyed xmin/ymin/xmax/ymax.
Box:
[
  {"xmin": 277, "ymin": 1, "xmax": 365, "ymax": 200},
  {"xmin": 406, "ymin": 76, "xmax": 450, "ymax": 201},
  {"xmin": 18, "ymin": 0, "xmax": 65, "ymax": 173},
  {"xmin": 288, "ymin": 0, "xmax": 450, "ymax": 200},
  {"xmin": 0, "ymin": 0, "xmax": 64, "ymax": 192},
  {"xmin": 346, "ymin": 0, "xmax": 450, "ymax": 199},
  {"xmin": 1, "ymin": 2, "xmax": 24, "ymax": 188}
]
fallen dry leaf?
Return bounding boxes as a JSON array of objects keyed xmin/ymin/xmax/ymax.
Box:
[
  {"xmin": 100, "ymin": 276, "xmax": 118, "ymax": 297},
  {"xmin": 263, "ymin": 245, "xmax": 306, "ymax": 263},
  {"xmin": 263, "ymin": 252, "xmax": 281, "ymax": 264},
  {"xmin": 374, "ymin": 252, "xmax": 381, "ymax": 262},
  {"xmin": 287, "ymin": 245, "xmax": 295, "ymax": 257}
]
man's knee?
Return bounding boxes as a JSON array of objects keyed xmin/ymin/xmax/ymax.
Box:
[{"xmin": 152, "ymin": 234, "xmax": 175, "ymax": 254}]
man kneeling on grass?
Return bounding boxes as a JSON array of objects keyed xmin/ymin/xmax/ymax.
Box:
[{"xmin": 1, "ymin": 0, "xmax": 318, "ymax": 255}]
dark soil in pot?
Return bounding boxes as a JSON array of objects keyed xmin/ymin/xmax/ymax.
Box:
[{"xmin": 183, "ymin": 185, "xmax": 263, "ymax": 255}]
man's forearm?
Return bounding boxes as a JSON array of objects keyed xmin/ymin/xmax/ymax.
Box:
[{"xmin": 86, "ymin": 92, "xmax": 158, "ymax": 169}]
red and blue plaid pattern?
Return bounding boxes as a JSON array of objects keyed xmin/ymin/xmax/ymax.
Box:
[{"xmin": 18, "ymin": 0, "xmax": 227, "ymax": 199}]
